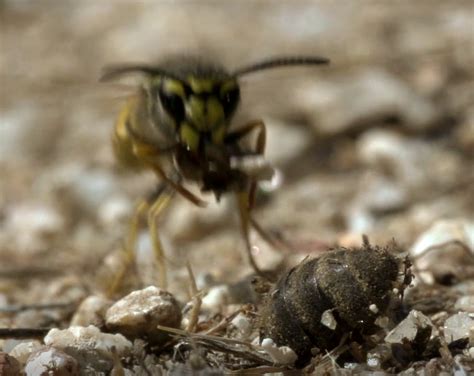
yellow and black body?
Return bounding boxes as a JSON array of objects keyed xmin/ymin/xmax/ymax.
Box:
[{"xmin": 101, "ymin": 55, "xmax": 329, "ymax": 293}]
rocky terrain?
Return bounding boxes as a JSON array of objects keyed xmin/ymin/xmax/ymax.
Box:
[{"xmin": 0, "ymin": 1, "xmax": 473, "ymax": 374}]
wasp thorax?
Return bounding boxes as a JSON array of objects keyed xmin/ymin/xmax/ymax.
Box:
[
  {"xmin": 158, "ymin": 76, "xmax": 240, "ymax": 152},
  {"xmin": 260, "ymin": 242, "xmax": 410, "ymax": 367}
]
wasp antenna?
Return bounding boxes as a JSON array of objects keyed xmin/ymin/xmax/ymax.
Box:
[
  {"xmin": 99, "ymin": 64, "xmax": 178, "ymax": 82},
  {"xmin": 233, "ymin": 56, "xmax": 330, "ymax": 77}
]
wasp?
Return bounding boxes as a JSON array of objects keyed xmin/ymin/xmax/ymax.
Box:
[{"xmin": 100, "ymin": 55, "xmax": 329, "ymax": 293}]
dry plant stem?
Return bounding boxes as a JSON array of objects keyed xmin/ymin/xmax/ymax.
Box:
[
  {"xmin": 203, "ymin": 309, "xmax": 243, "ymax": 336},
  {"xmin": 413, "ymin": 240, "xmax": 474, "ymax": 261},
  {"xmin": 0, "ymin": 302, "xmax": 73, "ymax": 313},
  {"xmin": 158, "ymin": 325, "xmax": 261, "ymax": 350},
  {"xmin": 304, "ymin": 334, "xmax": 349, "ymax": 373},
  {"xmin": 0, "ymin": 266, "xmax": 64, "ymax": 279},
  {"xmin": 0, "ymin": 327, "xmax": 51, "ymax": 339},
  {"xmin": 228, "ymin": 366, "xmax": 292, "ymax": 375},
  {"xmin": 191, "ymin": 338, "xmax": 273, "ymax": 367},
  {"xmin": 157, "ymin": 325, "xmax": 274, "ymax": 366},
  {"xmin": 438, "ymin": 330, "xmax": 454, "ymax": 367},
  {"xmin": 185, "ymin": 261, "xmax": 202, "ymax": 333}
]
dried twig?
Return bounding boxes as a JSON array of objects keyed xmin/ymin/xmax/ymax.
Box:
[
  {"xmin": 0, "ymin": 302, "xmax": 74, "ymax": 313},
  {"xmin": 157, "ymin": 325, "xmax": 273, "ymax": 366},
  {"xmin": 0, "ymin": 327, "xmax": 52, "ymax": 339},
  {"xmin": 203, "ymin": 309, "xmax": 243, "ymax": 336},
  {"xmin": 185, "ymin": 261, "xmax": 202, "ymax": 333}
]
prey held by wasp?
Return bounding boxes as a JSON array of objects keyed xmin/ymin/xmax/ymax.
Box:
[{"xmin": 100, "ymin": 55, "xmax": 330, "ymax": 294}]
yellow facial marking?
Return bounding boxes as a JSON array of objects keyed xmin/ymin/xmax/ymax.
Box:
[
  {"xmin": 206, "ymin": 97, "xmax": 225, "ymax": 128},
  {"xmin": 220, "ymin": 80, "xmax": 238, "ymax": 96},
  {"xmin": 163, "ymin": 79, "xmax": 185, "ymax": 98},
  {"xmin": 188, "ymin": 96, "xmax": 206, "ymax": 129},
  {"xmin": 187, "ymin": 76, "xmax": 214, "ymax": 93},
  {"xmin": 187, "ymin": 95, "xmax": 225, "ymax": 131},
  {"xmin": 180, "ymin": 122, "xmax": 200, "ymax": 152},
  {"xmin": 211, "ymin": 124, "xmax": 226, "ymax": 145}
]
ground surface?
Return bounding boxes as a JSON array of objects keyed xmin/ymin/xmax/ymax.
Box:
[{"xmin": 0, "ymin": 1, "xmax": 473, "ymax": 375}]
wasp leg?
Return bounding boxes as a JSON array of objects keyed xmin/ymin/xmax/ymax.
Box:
[
  {"xmin": 149, "ymin": 162, "xmax": 207, "ymax": 208},
  {"xmin": 236, "ymin": 191, "xmax": 266, "ymax": 278},
  {"xmin": 131, "ymin": 140, "xmax": 208, "ymax": 207},
  {"xmin": 147, "ymin": 187, "xmax": 175, "ymax": 289},
  {"xmin": 225, "ymin": 120, "xmax": 266, "ymax": 209},
  {"xmin": 231, "ymin": 121, "xmax": 288, "ymax": 276},
  {"xmin": 106, "ymin": 198, "xmax": 150, "ymax": 297}
]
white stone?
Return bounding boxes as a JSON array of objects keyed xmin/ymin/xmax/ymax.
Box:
[
  {"xmin": 70, "ymin": 295, "xmax": 113, "ymax": 327},
  {"xmin": 444, "ymin": 312, "xmax": 474, "ymax": 343},
  {"xmin": 321, "ymin": 309, "xmax": 337, "ymax": 330},
  {"xmin": 410, "ymin": 219, "xmax": 474, "ymax": 283},
  {"xmin": 8, "ymin": 341, "xmax": 43, "ymax": 366},
  {"xmin": 411, "ymin": 219, "xmax": 474, "ymax": 259},
  {"xmin": 105, "ymin": 286, "xmax": 182, "ymax": 343},
  {"xmin": 44, "ymin": 326, "xmax": 132, "ymax": 374},
  {"xmin": 369, "ymin": 304, "xmax": 379, "ymax": 314},
  {"xmin": 454, "ymin": 296, "xmax": 474, "ymax": 313},
  {"xmin": 385, "ymin": 310, "xmax": 433, "ymax": 344},
  {"xmin": 25, "ymin": 346, "xmax": 80, "ymax": 376},
  {"xmin": 201, "ymin": 285, "xmax": 230, "ymax": 313},
  {"xmin": 44, "ymin": 326, "xmax": 132, "ymax": 357},
  {"xmin": 230, "ymin": 313, "xmax": 253, "ymax": 339},
  {"xmin": 260, "ymin": 338, "xmax": 298, "ymax": 365}
]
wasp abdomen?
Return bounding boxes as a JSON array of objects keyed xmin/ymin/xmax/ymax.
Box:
[
  {"xmin": 260, "ymin": 244, "xmax": 404, "ymax": 366},
  {"xmin": 112, "ymin": 95, "xmax": 148, "ymax": 169}
]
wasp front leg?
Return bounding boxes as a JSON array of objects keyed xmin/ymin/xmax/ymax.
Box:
[{"xmin": 228, "ymin": 121, "xmax": 278, "ymax": 279}]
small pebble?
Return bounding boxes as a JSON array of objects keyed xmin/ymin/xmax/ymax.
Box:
[
  {"xmin": 201, "ymin": 285, "xmax": 230, "ymax": 313},
  {"xmin": 230, "ymin": 313, "xmax": 253, "ymax": 340},
  {"xmin": 454, "ymin": 296, "xmax": 474, "ymax": 314},
  {"xmin": 8, "ymin": 340, "xmax": 42, "ymax": 366},
  {"xmin": 385, "ymin": 310, "xmax": 433, "ymax": 344},
  {"xmin": 105, "ymin": 286, "xmax": 182, "ymax": 344},
  {"xmin": 410, "ymin": 219, "xmax": 474, "ymax": 283},
  {"xmin": 369, "ymin": 304, "xmax": 379, "ymax": 314},
  {"xmin": 70, "ymin": 295, "xmax": 113, "ymax": 327},
  {"xmin": 44, "ymin": 325, "xmax": 132, "ymax": 373},
  {"xmin": 260, "ymin": 338, "xmax": 298, "ymax": 365},
  {"xmin": 25, "ymin": 347, "xmax": 80, "ymax": 376},
  {"xmin": 444, "ymin": 312, "xmax": 474, "ymax": 343},
  {"xmin": 321, "ymin": 309, "xmax": 337, "ymax": 330}
]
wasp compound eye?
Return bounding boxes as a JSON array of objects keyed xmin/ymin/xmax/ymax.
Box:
[
  {"xmin": 159, "ymin": 90, "xmax": 185, "ymax": 123},
  {"xmin": 259, "ymin": 242, "xmax": 410, "ymax": 367},
  {"xmin": 221, "ymin": 88, "xmax": 240, "ymax": 117}
]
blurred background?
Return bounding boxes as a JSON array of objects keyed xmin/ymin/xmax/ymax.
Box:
[{"xmin": 0, "ymin": 1, "xmax": 473, "ymax": 303}]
